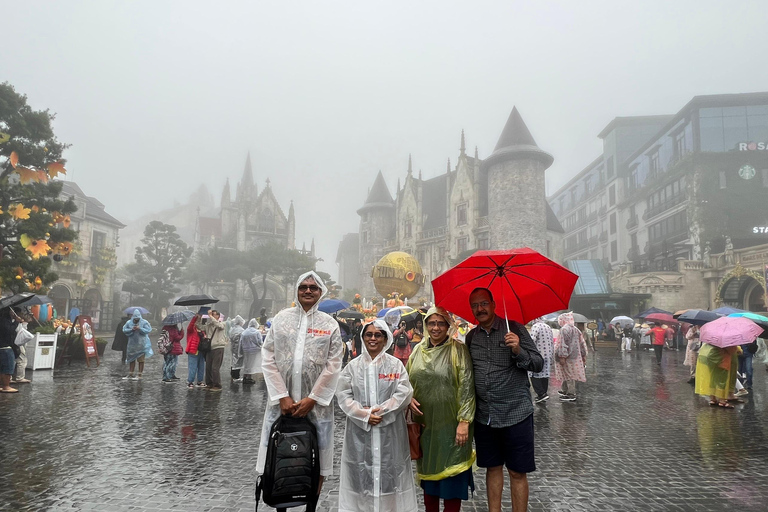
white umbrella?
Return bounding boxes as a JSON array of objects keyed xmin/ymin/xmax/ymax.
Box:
[{"xmin": 610, "ymin": 315, "xmax": 635, "ymax": 328}]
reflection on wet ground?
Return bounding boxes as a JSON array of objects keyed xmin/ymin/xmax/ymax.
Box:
[{"xmin": 2, "ymin": 345, "xmax": 768, "ymax": 511}]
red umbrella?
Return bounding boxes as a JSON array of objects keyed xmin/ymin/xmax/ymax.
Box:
[
  {"xmin": 431, "ymin": 248, "xmax": 579, "ymax": 325},
  {"xmin": 643, "ymin": 312, "xmax": 678, "ymax": 325}
]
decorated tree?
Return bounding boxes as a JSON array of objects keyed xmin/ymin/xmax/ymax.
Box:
[
  {"xmin": 124, "ymin": 221, "xmax": 192, "ymax": 318},
  {"xmin": 0, "ymin": 82, "xmax": 77, "ymax": 294}
]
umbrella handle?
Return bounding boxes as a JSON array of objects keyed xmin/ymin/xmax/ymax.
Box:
[{"xmin": 502, "ymin": 295, "xmax": 509, "ymax": 333}]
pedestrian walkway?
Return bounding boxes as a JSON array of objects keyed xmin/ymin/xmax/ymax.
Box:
[{"xmin": 2, "ymin": 345, "xmax": 768, "ymax": 511}]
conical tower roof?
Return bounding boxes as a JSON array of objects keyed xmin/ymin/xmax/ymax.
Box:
[
  {"xmin": 483, "ymin": 107, "xmax": 553, "ymax": 169},
  {"xmin": 241, "ymin": 152, "xmax": 254, "ymax": 186},
  {"xmin": 357, "ymin": 170, "xmax": 394, "ymax": 215}
]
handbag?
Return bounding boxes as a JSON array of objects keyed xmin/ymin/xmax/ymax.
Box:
[
  {"xmin": 198, "ymin": 333, "xmax": 212, "ymax": 352},
  {"xmin": 14, "ymin": 325, "xmax": 35, "ymax": 346},
  {"xmin": 406, "ymin": 409, "xmax": 422, "ymax": 460}
]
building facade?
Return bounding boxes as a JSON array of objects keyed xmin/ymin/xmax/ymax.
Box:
[
  {"xmin": 346, "ymin": 108, "xmax": 565, "ymax": 299},
  {"xmin": 192, "ymin": 154, "xmax": 306, "ymax": 317},
  {"xmin": 550, "ymin": 92, "xmax": 768, "ymax": 314},
  {"xmin": 49, "ymin": 181, "xmax": 125, "ymax": 330}
]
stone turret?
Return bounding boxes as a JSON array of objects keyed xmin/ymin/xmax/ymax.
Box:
[
  {"xmin": 357, "ymin": 171, "xmax": 395, "ymax": 296},
  {"xmin": 287, "ymin": 200, "xmax": 296, "ymax": 249},
  {"xmin": 481, "ymin": 107, "xmax": 553, "ymax": 253}
]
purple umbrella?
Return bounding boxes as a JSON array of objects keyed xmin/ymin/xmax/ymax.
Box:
[{"xmin": 700, "ymin": 316, "xmax": 764, "ymax": 348}]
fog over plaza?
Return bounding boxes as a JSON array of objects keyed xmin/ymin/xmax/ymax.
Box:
[{"xmin": 2, "ymin": 0, "xmax": 767, "ymax": 276}]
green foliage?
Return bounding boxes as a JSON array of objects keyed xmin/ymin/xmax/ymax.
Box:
[
  {"xmin": 31, "ymin": 323, "xmax": 56, "ymax": 334},
  {"xmin": 185, "ymin": 242, "xmax": 315, "ymax": 318},
  {"xmin": 315, "ymin": 270, "xmax": 341, "ymax": 298},
  {"xmin": 0, "ymin": 82, "xmax": 78, "ymax": 293},
  {"xmin": 126, "ymin": 221, "xmax": 192, "ymax": 318}
]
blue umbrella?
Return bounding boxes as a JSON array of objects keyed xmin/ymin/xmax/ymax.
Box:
[
  {"xmin": 162, "ymin": 310, "xmax": 196, "ymax": 325},
  {"xmin": 377, "ymin": 307, "xmax": 392, "ymax": 318},
  {"xmin": 712, "ymin": 306, "xmax": 746, "ymax": 316},
  {"xmin": 318, "ymin": 299, "xmax": 350, "ymax": 314},
  {"xmin": 124, "ymin": 306, "xmax": 150, "ymax": 315}
]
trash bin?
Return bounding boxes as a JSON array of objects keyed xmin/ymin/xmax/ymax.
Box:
[{"xmin": 26, "ymin": 333, "xmax": 58, "ymax": 370}]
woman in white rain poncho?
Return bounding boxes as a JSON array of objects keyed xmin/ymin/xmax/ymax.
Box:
[
  {"xmin": 240, "ymin": 318, "xmax": 263, "ymax": 383},
  {"xmin": 228, "ymin": 315, "xmax": 246, "ymax": 382},
  {"xmin": 256, "ymin": 271, "xmax": 343, "ymax": 485},
  {"xmin": 336, "ymin": 319, "xmax": 417, "ymax": 512}
]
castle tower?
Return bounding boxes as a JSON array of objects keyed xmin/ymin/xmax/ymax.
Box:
[
  {"xmin": 357, "ymin": 170, "xmax": 395, "ymax": 296},
  {"xmin": 287, "ymin": 200, "xmax": 296, "ymax": 249},
  {"xmin": 482, "ymin": 107, "xmax": 553, "ymax": 253}
]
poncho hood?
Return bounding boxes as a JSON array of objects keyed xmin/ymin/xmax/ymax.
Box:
[
  {"xmin": 294, "ymin": 270, "xmax": 328, "ymax": 314},
  {"xmin": 558, "ymin": 312, "xmax": 574, "ymax": 327},
  {"xmin": 424, "ymin": 306, "xmax": 457, "ymax": 339},
  {"xmin": 360, "ymin": 318, "xmax": 394, "ymax": 361}
]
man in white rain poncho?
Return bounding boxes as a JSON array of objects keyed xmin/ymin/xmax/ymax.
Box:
[
  {"xmin": 256, "ymin": 271, "xmax": 343, "ymax": 510},
  {"xmin": 336, "ymin": 319, "xmax": 417, "ymax": 512}
]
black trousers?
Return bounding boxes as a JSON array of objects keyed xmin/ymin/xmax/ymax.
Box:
[
  {"xmin": 653, "ymin": 345, "xmax": 663, "ymax": 364},
  {"xmin": 205, "ymin": 348, "xmax": 224, "ymax": 387},
  {"xmin": 531, "ymin": 377, "xmax": 549, "ymax": 398}
]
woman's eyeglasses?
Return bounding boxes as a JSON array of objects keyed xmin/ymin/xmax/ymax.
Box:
[
  {"xmin": 363, "ymin": 332, "xmax": 386, "ymax": 339},
  {"xmin": 298, "ymin": 285, "xmax": 320, "ymax": 292}
]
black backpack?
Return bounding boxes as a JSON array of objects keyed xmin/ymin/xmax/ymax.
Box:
[
  {"xmin": 255, "ymin": 415, "xmax": 320, "ymax": 511},
  {"xmin": 395, "ymin": 332, "xmax": 409, "ymax": 348}
]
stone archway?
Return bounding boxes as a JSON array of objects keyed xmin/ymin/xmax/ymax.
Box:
[
  {"xmin": 48, "ymin": 284, "xmax": 72, "ymax": 319},
  {"xmin": 714, "ymin": 264, "xmax": 766, "ymax": 309}
]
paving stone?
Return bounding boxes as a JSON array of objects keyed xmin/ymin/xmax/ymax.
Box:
[{"xmin": 2, "ymin": 345, "xmax": 768, "ymax": 511}]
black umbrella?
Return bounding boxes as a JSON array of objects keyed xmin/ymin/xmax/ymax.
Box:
[
  {"xmin": 676, "ymin": 309, "xmax": 722, "ymax": 326},
  {"xmin": 0, "ymin": 292, "xmax": 34, "ymax": 310},
  {"xmin": 337, "ymin": 310, "xmax": 365, "ymax": 320},
  {"xmin": 174, "ymin": 294, "xmax": 219, "ymax": 306},
  {"xmin": 18, "ymin": 294, "xmax": 53, "ymax": 306}
]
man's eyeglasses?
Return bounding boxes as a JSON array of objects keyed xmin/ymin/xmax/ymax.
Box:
[
  {"xmin": 427, "ymin": 321, "xmax": 449, "ymax": 328},
  {"xmin": 470, "ymin": 301, "xmax": 491, "ymax": 309},
  {"xmin": 298, "ymin": 285, "xmax": 321, "ymax": 292},
  {"xmin": 363, "ymin": 332, "xmax": 386, "ymax": 339}
]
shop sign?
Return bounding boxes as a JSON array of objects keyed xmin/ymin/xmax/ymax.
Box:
[{"xmin": 738, "ymin": 142, "xmax": 768, "ymax": 151}]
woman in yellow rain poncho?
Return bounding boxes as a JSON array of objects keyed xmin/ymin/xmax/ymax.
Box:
[
  {"xmin": 406, "ymin": 306, "xmax": 475, "ymax": 512},
  {"xmin": 695, "ymin": 343, "xmax": 740, "ymax": 408}
]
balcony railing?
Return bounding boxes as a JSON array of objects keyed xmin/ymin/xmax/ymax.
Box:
[
  {"xmin": 598, "ymin": 205, "xmax": 607, "ymax": 218},
  {"xmin": 626, "ymin": 214, "xmax": 638, "ymax": 230},
  {"xmin": 588, "ymin": 236, "xmax": 598, "ymax": 247},
  {"xmin": 599, "ymin": 231, "xmax": 608, "ymax": 242},
  {"xmin": 642, "ymin": 198, "xmax": 684, "ymax": 221},
  {"xmin": 419, "ymin": 226, "xmax": 447, "ymax": 240},
  {"xmin": 565, "ymin": 239, "xmax": 590, "ymax": 256}
]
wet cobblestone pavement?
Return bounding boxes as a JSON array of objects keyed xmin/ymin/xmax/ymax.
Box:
[{"xmin": 3, "ymin": 344, "xmax": 768, "ymax": 511}]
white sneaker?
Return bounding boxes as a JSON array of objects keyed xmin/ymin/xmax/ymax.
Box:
[
  {"xmin": 122, "ymin": 375, "xmax": 134, "ymax": 380},
  {"xmin": 735, "ymin": 388, "xmax": 749, "ymax": 397}
]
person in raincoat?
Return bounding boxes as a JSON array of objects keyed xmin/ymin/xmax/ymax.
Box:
[
  {"xmin": 695, "ymin": 343, "xmax": 741, "ymax": 408},
  {"xmin": 256, "ymin": 271, "xmax": 343, "ymax": 512},
  {"xmin": 529, "ymin": 317, "xmax": 554, "ymax": 404},
  {"xmin": 161, "ymin": 323, "xmax": 184, "ymax": 382},
  {"xmin": 203, "ymin": 310, "xmax": 227, "ymax": 391},
  {"xmin": 407, "ymin": 306, "xmax": 475, "ymax": 512},
  {"xmin": 240, "ymin": 318, "xmax": 263, "ymax": 384},
  {"xmin": 336, "ymin": 319, "xmax": 417, "ymax": 512},
  {"xmin": 228, "ymin": 315, "xmax": 246, "ymax": 382},
  {"xmin": 554, "ymin": 312, "xmax": 586, "ymax": 402},
  {"xmin": 121, "ymin": 309, "xmax": 153, "ymax": 380}
]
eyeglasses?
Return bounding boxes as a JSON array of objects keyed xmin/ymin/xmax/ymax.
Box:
[
  {"xmin": 470, "ymin": 301, "xmax": 491, "ymax": 309},
  {"xmin": 363, "ymin": 332, "xmax": 386, "ymax": 339},
  {"xmin": 427, "ymin": 321, "xmax": 449, "ymax": 328},
  {"xmin": 298, "ymin": 285, "xmax": 321, "ymax": 292}
]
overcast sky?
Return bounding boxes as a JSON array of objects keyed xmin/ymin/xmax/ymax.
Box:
[{"xmin": 3, "ymin": 1, "xmax": 768, "ymax": 277}]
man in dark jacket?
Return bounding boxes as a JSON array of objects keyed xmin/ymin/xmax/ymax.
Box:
[{"xmin": 111, "ymin": 315, "xmax": 131, "ymax": 363}]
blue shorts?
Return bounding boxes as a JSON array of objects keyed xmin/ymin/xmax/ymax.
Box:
[
  {"xmin": 0, "ymin": 347, "xmax": 16, "ymax": 374},
  {"xmin": 474, "ymin": 414, "xmax": 536, "ymax": 473}
]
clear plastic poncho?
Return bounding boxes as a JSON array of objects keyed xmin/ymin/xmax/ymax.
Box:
[
  {"xmin": 406, "ymin": 307, "xmax": 475, "ymax": 481},
  {"xmin": 122, "ymin": 309, "xmax": 153, "ymax": 363},
  {"xmin": 256, "ymin": 271, "xmax": 344, "ymax": 477},
  {"xmin": 229, "ymin": 315, "xmax": 246, "ymax": 369},
  {"xmin": 240, "ymin": 318, "xmax": 263, "ymax": 374},
  {"xmin": 336, "ymin": 319, "xmax": 417, "ymax": 512}
]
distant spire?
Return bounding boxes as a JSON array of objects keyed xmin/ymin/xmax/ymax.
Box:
[
  {"xmin": 474, "ymin": 146, "xmax": 479, "ymax": 160},
  {"xmin": 241, "ymin": 152, "xmax": 254, "ymax": 186},
  {"xmin": 460, "ymin": 129, "xmax": 466, "ymax": 154},
  {"xmin": 221, "ymin": 178, "xmax": 231, "ymax": 205},
  {"xmin": 265, "ymin": 177, "xmax": 270, "ymax": 188},
  {"xmin": 407, "ymin": 154, "xmax": 412, "ymax": 174},
  {"xmin": 418, "ymin": 169, "xmax": 422, "ymax": 180},
  {"xmin": 397, "ymin": 177, "xmax": 401, "ymax": 192},
  {"xmin": 288, "ymin": 200, "xmax": 295, "ymax": 220},
  {"xmin": 310, "ymin": 238, "xmax": 315, "ymax": 256},
  {"xmin": 494, "ymin": 107, "xmax": 538, "ymax": 151},
  {"xmin": 447, "ymin": 158, "xmax": 451, "ymax": 174}
]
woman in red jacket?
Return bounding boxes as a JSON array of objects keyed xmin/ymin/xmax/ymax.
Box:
[
  {"xmin": 185, "ymin": 315, "xmax": 206, "ymax": 388},
  {"xmin": 650, "ymin": 322, "xmax": 666, "ymax": 365}
]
